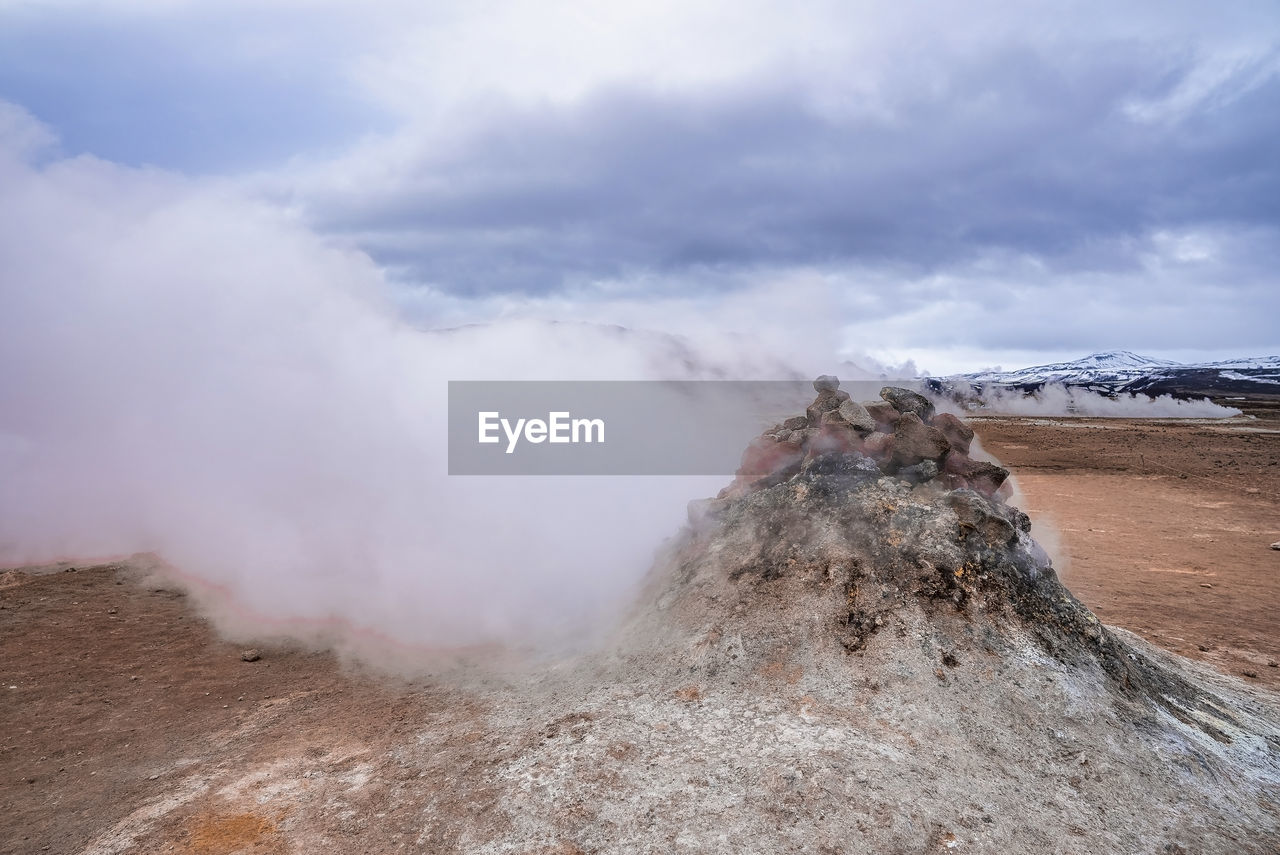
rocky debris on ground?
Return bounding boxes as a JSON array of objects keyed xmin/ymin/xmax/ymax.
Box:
[
  {"xmin": 240, "ymin": 649, "xmax": 261, "ymax": 662},
  {"xmin": 0, "ymin": 570, "xmax": 28, "ymax": 589},
  {"xmin": 725, "ymin": 376, "xmax": 1008, "ymax": 500}
]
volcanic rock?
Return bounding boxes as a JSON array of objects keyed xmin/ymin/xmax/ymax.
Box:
[
  {"xmin": 802, "ymin": 425, "xmax": 862, "ymax": 465},
  {"xmin": 942, "ymin": 451, "xmax": 1010, "ymax": 497},
  {"xmin": 735, "ymin": 435, "xmax": 803, "ymax": 484},
  {"xmin": 775, "ymin": 428, "xmax": 806, "ymax": 448},
  {"xmin": 805, "ymin": 388, "xmax": 850, "ymax": 424},
  {"xmin": 858, "ymin": 430, "xmax": 894, "ymax": 463},
  {"xmin": 897, "ymin": 459, "xmax": 939, "ymax": 484},
  {"xmin": 931, "ymin": 412, "xmax": 975, "ymax": 455},
  {"xmin": 862, "ymin": 400, "xmax": 901, "ymax": 431},
  {"xmin": 891, "ymin": 411, "xmax": 951, "ymax": 467},
  {"xmin": 880, "ymin": 385, "xmax": 936, "ymax": 420},
  {"xmin": 820, "ymin": 399, "xmax": 876, "ymax": 435},
  {"xmin": 812, "ymin": 374, "xmax": 840, "ymax": 393}
]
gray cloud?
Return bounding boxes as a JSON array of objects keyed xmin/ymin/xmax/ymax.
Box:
[
  {"xmin": 2, "ymin": 1, "xmax": 1277, "ymax": 366},
  {"xmin": 300, "ymin": 43, "xmax": 1280, "ymax": 301}
]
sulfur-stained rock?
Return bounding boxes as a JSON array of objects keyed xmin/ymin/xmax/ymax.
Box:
[{"xmin": 737, "ymin": 435, "xmax": 804, "ymax": 482}]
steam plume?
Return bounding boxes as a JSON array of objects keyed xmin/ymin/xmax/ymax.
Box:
[
  {"xmin": 0, "ymin": 108, "xmax": 778, "ymax": 657},
  {"xmin": 973, "ymin": 384, "xmax": 1241, "ymax": 418}
]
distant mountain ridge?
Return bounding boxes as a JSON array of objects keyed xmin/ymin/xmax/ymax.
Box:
[{"xmin": 952, "ymin": 351, "xmax": 1280, "ymax": 397}]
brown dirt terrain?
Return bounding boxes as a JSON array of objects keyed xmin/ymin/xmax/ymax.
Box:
[
  {"xmin": 0, "ymin": 561, "xmax": 457, "ymax": 854},
  {"xmin": 2, "ymin": 400, "xmax": 1278, "ymax": 853},
  {"xmin": 971, "ymin": 399, "xmax": 1280, "ymax": 689}
]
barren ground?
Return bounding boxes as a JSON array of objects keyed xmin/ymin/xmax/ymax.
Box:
[
  {"xmin": 2, "ymin": 401, "xmax": 1278, "ymax": 854},
  {"xmin": 971, "ymin": 399, "xmax": 1280, "ymax": 689}
]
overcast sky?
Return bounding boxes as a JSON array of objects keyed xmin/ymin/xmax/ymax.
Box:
[{"xmin": 1, "ymin": 0, "xmax": 1277, "ymax": 373}]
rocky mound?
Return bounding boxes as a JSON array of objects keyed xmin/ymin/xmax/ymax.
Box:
[
  {"xmin": 628, "ymin": 381, "xmax": 1251, "ymax": 729},
  {"xmin": 533, "ymin": 377, "xmax": 1280, "ymax": 852},
  {"xmin": 658, "ymin": 381, "xmax": 1201, "ymax": 700}
]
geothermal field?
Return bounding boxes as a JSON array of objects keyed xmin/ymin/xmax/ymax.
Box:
[
  {"xmin": 3, "ymin": 385, "xmax": 1278, "ymax": 854},
  {"xmin": 4, "ymin": 6, "xmax": 1280, "ymax": 853}
]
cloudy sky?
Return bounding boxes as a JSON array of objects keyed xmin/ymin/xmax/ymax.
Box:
[{"xmin": 2, "ymin": 0, "xmax": 1277, "ymax": 373}]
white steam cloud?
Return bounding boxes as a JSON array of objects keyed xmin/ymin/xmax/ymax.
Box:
[
  {"xmin": 973, "ymin": 384, "xmax": 1241, "ymax": 418},
  {"xmin": 0, "ymin": 106, "xmax": 802, "ymax": 659},
  {"xmin": 2, "ymin": 99, "xmax": 1241, "ymax": 664}
]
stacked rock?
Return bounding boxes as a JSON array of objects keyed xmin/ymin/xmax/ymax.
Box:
[{"xmin": 727, "ymin": 376, "xmax": 1009, "ymax": 499}]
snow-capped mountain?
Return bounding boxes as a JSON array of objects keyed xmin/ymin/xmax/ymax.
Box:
[
  {"xmin": 960, "ymin": 351, "xmax": 1181, "ymax": 387},
  {"xmin": 952, "ymin": 351, "xmax": 1280, "ymax": 396},
  {"xmin": 1193, "ymin": 356, "xmax": 1280, "ymax": 371}
]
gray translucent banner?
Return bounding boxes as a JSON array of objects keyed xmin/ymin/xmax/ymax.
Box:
[{"xmin": 448, "ymin": 380, "xmax": 925, "ymax": 475}]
